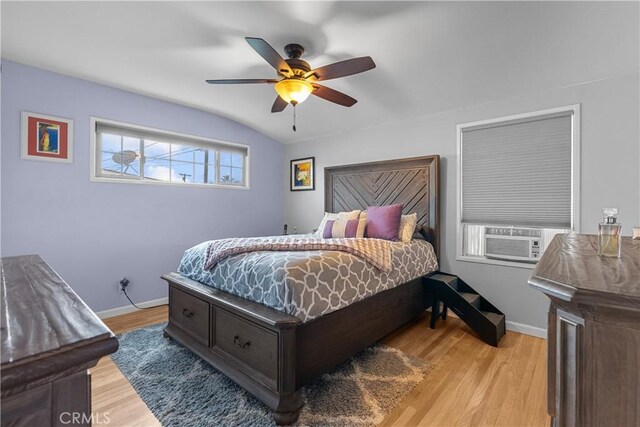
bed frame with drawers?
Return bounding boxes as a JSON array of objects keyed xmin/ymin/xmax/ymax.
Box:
[{"xmin": 162, "ymin": 155, "xmax": 440, "ymax": 424}]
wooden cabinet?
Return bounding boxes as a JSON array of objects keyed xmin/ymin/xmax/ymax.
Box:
[
  {"xmin": 1, "ymin": 255, "xmax": 118, "ymax": 427},
  {"xmin": 529, "ymin": 234, "xmax": 640, "ymax": 427}
]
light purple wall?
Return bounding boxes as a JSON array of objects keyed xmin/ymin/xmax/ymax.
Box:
[{"xmin": 1, "ymin": 60, "xmax": 284, "ymax": 312}]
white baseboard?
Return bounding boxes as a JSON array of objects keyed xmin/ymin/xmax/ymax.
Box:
[
  {"xmin": 427, "ymin": 308, "xmax": 547, "ymax": 339},
  {"xmin": 96, "ymin": 298, "xmax": 547, "ymax": 338},
  {"xmin": 506, "ymin": 320, "xmax": 547, "ymax": 339},
  {"xmin": 95, "ymin": 297, "xmax": 168, "ymax": 320}
]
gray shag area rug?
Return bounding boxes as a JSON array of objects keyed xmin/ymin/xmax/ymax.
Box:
[{"xmin": 111, "ymin": 323, "xmax": 431, "ymax": 427}]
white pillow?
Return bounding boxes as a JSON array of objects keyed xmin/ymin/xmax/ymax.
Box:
[
  {"xmin": 315, "ymin": 210, "xmax": 361, "ymax": 236},
  {"xmin": 398, "ymin": 213, "xmax": 418, "ymax": 242}
]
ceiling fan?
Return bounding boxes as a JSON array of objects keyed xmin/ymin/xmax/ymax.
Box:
[{"xmin": 206, "ymin": 37, "xmax": 376, "ymax": 130}]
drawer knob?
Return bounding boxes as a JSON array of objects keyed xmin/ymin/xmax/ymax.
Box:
[
  {"xmin": 233, "ymin": 335, "xmax": 251, "ymax": 349},
  {"xmin": 182, "ymin": 308, "xmax": 194, "ymax": 318}
]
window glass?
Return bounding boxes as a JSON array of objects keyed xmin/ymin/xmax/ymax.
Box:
[
  {"xmin": 144, "ymin": 158, "xmax": 172, "ymax": 182},
  {"xmin": 101, "ymin": 134, "xmax": 121, "ymax": 153},
  {"xmin": 219, "ymin": 151, "xmax": 232, "ymax": 166},
  {"xmin": 231, "ymin": 152, "xmax": 243, "ymax": 168},
  {"xmin": 144, "ymin": 141, "xmax": 170, "ymax": 159},
  {"xmin": 194, "ymin": 163, "xmax": 206, "ymax": 184},
  {"xmin": 194, "ymin": 148, "xmax": 206, "ymax": 164},
  {"xmin": 100, "ymin": 134, "xmax": 140, "ymax": 178},
  {"xmin": 231, "ymin": 167, "xmax": 243, "ymax": 184},
  {"xmin": 172, "ymin": 163, "xmax": 193, "ymax": 183},
  {"xmin": 171, "ymin": 144, "xmax": 195, "ymax": 163},
  {"xmin": 219, "ymin": 166, "xmax": 233, "ymax": 183},
  {"xmin": 95, "ymin": 122, "xmax": 247, "ymax": 188}
]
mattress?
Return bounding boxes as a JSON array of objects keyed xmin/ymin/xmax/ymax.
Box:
[{"xmin": 178, "ymin": 236, "xmax": 439, "ymax": 322}]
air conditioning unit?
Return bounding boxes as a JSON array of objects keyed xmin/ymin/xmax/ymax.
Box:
[{"xmin": 484, "ymin": 226, "xmax": 542, "ymax": 262}]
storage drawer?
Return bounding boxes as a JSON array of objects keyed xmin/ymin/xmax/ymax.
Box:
[
  {"xmin": 169, "ymin": 287, "xmax": 210, "ymax": 345},
  {"xmin": 213, "ymin": 309, "xmax": 278, "ymax": 386}
]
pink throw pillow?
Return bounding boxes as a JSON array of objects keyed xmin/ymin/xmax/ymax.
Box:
[{"xmin": 365, "ymin": 204, "xmax": 404, "ymax": 241}]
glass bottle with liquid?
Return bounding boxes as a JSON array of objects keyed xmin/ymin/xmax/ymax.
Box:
[{"xmin": 598, "ymin": 208, "xmax": 622, "ymax": 258}]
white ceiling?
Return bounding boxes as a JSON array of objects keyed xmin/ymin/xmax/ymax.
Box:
[{"xmin": 2, "ymin": 1, "xmax": 638, "ymax": 144}]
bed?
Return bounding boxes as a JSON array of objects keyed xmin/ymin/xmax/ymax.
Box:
[{"xmin": 161, "ymin": 155, "xmax": 440, "ymax": 424}]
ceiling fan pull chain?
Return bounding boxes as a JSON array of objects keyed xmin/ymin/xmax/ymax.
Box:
[{"xmin": 293, "ymin": 104, "xmax": 297, "ymax": 132}]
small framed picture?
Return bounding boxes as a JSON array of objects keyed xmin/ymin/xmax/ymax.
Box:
[
  {"xmin": 21, "ymin": 111, "xmax": 73, "ymax": 163},
  {"xmin": 290, "ymin": 157, "xmax": 315, "ymax": 191}
]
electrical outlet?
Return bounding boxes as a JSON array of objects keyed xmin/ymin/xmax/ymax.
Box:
[{"xmin": 119, "ymin": 277, "xmax": 130, "ymax": 293}]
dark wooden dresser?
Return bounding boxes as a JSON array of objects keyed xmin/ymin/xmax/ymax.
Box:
[
  {"xmin": 1, "ymin": 255, "xmax": 119, "ymax": 427},
  {"xmin": 529, "ymin": 234, "xmax": 640, "ymax": 427}
]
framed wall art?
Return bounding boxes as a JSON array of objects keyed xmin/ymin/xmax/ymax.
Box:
[
  {"xmin": 21, "ymin": 111, "xmax": 73, "ymax": 163},
  {"xmin": 290, "ymin": 157, "xmax": 315, "ymax": 191}
]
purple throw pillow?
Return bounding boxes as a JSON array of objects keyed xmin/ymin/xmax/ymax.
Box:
[
  {"xmin": 323, "ymin": 219, "xmax": 362, "ymax": 238},
  {"xmin": 365, "ymin": 204, "xmax": 404, "ymax": 241},
  {"xmin": 323, "ymin": 220, "xmax": 335, "ymax": 238}
]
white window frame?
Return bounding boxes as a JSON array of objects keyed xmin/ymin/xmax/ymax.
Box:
[
  {"xmin": 89, "ymin": 117, "xmax": 250, "ymax": 190},
  {"xmin": 456, "ymin": 104, "xmax": 581, "ymax": 269}
]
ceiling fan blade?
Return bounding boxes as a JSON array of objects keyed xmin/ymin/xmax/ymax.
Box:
[
  {"xmin": 245, "ymin": 37, "xmax": 293, "ymax": 77},
  {"xmin": 206, "ymin": 79, "xmax": 277, "ymax": 84},
  {"xmin": 271, "ymin": 96, "xmax": 288, "ymax": 113},
  {"xmin": 304, "ymin": 57, "xmax": 376, "ymax": 81},
  {"xmin": 311, "ymin": 84, "xmax": 357, "ymax": 107}
]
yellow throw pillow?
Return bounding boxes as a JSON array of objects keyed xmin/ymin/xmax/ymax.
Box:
[{"xmin": 398, "ymin": 213, "xmax": 418, "ymax": 242}]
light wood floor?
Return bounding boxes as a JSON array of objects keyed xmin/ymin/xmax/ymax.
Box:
[{"xmin": 94, "ymin": 306, "xmax": 550, "ymax": 427}]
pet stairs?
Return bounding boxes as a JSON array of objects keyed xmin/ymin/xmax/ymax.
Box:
[{"xmin": 424, "ymin": 273, "xmax": 506, "ymax": 347}]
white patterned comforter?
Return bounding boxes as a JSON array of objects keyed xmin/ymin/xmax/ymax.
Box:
[{"xmin": 178, "ymin": 236, "xmax": 438, "ymax": 323}]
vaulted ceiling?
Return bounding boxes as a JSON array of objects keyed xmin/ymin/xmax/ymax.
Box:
[{"xmin": 2, "ymin": 1, "xmax": 638, "ymax": 144}]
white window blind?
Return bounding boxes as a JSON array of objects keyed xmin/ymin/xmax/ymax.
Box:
[{"xmin": 461, "ymin": 112, "xmax": 573, "ymax": 228}]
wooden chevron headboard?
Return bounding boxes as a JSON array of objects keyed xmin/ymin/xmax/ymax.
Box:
[{"xmin": 324, "ymin": 155, "xmax": 440, "ymax": 259}]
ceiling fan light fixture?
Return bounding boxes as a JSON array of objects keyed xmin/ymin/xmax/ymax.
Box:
[{"xmin": 275, "ymin": 79, "xmax": 313, "ymax": 105}]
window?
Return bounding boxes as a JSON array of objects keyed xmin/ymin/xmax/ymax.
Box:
[
  {"xmin": 91, "ymin": 118, "xmax": 249, "ymax": 188},
  {"xmin": 457, "ymin": 105, "xmax": 580, "ymax": 268}
]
